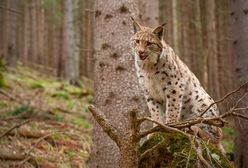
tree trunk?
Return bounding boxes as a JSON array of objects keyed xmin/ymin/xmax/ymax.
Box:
[
  {"xmin": 230, "ymin": 1, "xmax": 248, "ymax": 167},
  {"xmin": 6, "ymin": 0, "xmax": 17, "ymax": 67},
  {"xmin": 87, "ymin": 0, "xmax": 158, "ymax": 167},
  {"xmin": 63, "ymin": 0, "xmax": 79, "ymax": 84},
  {"xmin": 138, "ymin": 0, "xmax": 159, "ymax": 26},
  {"xmin": 172, "ymin": 0, "xmax": 179, "ymax": 55}
]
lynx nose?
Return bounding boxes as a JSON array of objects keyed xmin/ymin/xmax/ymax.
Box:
[{"xmin": 138, "ymin": 51, "xmax": 145, "ymax": 55}]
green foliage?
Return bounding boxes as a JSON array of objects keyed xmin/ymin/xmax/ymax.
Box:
[
  {"xmin": 222, "ymin": 127, "xmax": 234, "ymax": 136},
  {"xmin": 30, "ymin": 81, "xmax": 45, "ymax": 89},
  {"xmin": 7, "ymin": 105, "xmax": 33, "ymax": 116},
  {"xmin": 71, "ymin": 118, "xmax": 91, "ymax": 129},
  {"xmin": 86, "ymin": 95, "xmax": 93, "ymax": 104},
  {"xmin": 222, "ymin": 140, "xmax": 234, "ymax": 153},
  {"xmin": 0, "ymin": 101, "xmax": 8, "ymax": 108},
  {"xmin": 52, "ymin": 113, "xmax": 64, "ymax": 122},
  {"xmin": 0, "ymin": 58, "xmax": 7, "ymax": 88},
  {"xmin": 222, "ymin": 127, "xmax": 234, "ymax": 153},
  {"xmin": 51, "ymin": 91, "xmax": 70, "ymax": 100}
]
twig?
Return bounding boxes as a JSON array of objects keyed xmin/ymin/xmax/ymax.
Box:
[
  {"xmin": 202, "ymin": 140, "xmax": 214, "ymax": 166},
  {"xmin": 138, "ymin": 126, "xmax": 161, "ymax": 139},
  {"xmin": 18, "ymin": 156, "xmax": 31, "ymax": 168},
  {"xmin": 0, "ymin": 120, "xmax": 30, "ymax": 138},
  {"xmin": 25, "ymin": 133, "xmax": 52, "ymax": 156},
  {"xmin": 223, "ymin": 112, "xmax": 248, "ymax": 120},
  {"xmin": 18, "ymin": 133, "xmax": 52, "ymax": 168},
  {"xmin": 185, "ymin": 136, "xmax": 194, "ymax": 168},
  {"xmin": 194, "ymin": 140, "xmax": 212, "ymax": 168},
  {"xmin": 0, "ymin": 89, "xmax": 18, "ymax": 101},
  {"xmin": 139, "ymin": 117, "xmax": 190, "ymax": 137},
  {"xmin": 233, "ymin": 107, "xmax": 248, "ymax": 111},
  {"xmin": 199, "ymin": 81, "xmax": 248, "ymax": 117},
  {"xmin": 88, "ymin": 105, "xmax": 122, "ymax": 146},
  {"xmin": 232, "ymin": 92, "xmax": 248, "ymax": 109}
]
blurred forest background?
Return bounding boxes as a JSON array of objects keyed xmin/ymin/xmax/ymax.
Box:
[
  {"xmin": 0, "ymin": 0, "xmax": 247, "ymax": 167},
  {"xmin": 0, "ymin": 0, "xmax": 233, "ymax": 97}
]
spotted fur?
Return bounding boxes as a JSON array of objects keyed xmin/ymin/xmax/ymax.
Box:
[{"xmin": 130, "ymin": 19, "xmax": 224, "ymax": 153}]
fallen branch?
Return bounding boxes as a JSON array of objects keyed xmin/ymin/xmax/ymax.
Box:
[
  {"xmin": 18, "ymin": 133, "xmax": 52, "ymax": 168},
  {"xmin": 0, "ymin": 89, "xmax": 18, "ymax": 102},
  {"xmin": 0, "ymin": 119, "xmax": 30, "ymax": 138}
]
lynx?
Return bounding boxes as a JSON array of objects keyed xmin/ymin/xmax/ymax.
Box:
[{"xmin": 130, "ymin": 18, "xmax": 225, "ymax": 153}]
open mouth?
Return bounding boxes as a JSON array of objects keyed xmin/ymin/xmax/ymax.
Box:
[{"xmin": 139, "ymin": 54, "xmax": 148, "ymax": 60}]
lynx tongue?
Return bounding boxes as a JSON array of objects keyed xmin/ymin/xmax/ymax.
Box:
[{"xmin": 139, "ymin": 54, "xmax": 147, "ymax": 60}]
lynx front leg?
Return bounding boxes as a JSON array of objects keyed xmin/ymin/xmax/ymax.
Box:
[
  {"xmin": 164, "ymin": 89, "xmax": 183, "ymax": 124},
  {"xmin": 145, "ymin": 96, "xmax": 164, "ymax": 123}
]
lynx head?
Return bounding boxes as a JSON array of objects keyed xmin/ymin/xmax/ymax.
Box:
[{"xmin": 130, "ymin": 18, "xmax": 165, "ymax": 65}]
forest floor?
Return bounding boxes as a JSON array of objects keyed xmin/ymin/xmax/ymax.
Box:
[
  {"xmin": 0, "ymin": 65, "xmax": 235, "ymax": 168},
  {"xmin": 0, "ymin": 65, "xmax": 93, "ymax": 168}
]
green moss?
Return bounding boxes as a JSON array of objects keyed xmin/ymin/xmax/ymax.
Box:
[
  {"xmin": 222, "ymin": 127, "xmax": 234, "ymax": 153},
  {"xmin": 30, "ymin": 81, "xmax": 45, "ymax": 89},
  {"xmin": 139, "ymin": 132, "xmax": 168, "ymax": 153},
  {"xmin": 222, "ymin": 140, "xmax": 234, "ymax": 153},
  {"xmin": 50, "ymin": 113, "xmax": 64, "ymax": 122},
  {"xmin": 86, "ymin": 95, "xmax": 94, "ymax": 104},
  {"xmin": 51, "ymin": 91, "xmax": 69, "ymax": 100},
  {"xmin": 0, "ymin": 73, "xmax": 7, "ymax": 88},
  {"xmin": 0, "ymin": 101, "xmax": 8, "ymax": 108},
  {"xmin": 65, "ymin": 100, "xmax": 76, "ymax": 110},
  {"xmin": 222, "ymin": 127, "xmax": 234, "ymax": 137},
  {"xmin": 51, "ymin": 131, "xmax": 70, "ymax": 141},
  {"xmin": 7, "ymin": 105, "xmax": 33, "ymax": 116},
  {"xmin": 139, "ymin": 132, "xmax": 233, "ymax": 168},
  {"xmin": 71, "ymin": 118, "xmax": 91, "ymax": 129}
]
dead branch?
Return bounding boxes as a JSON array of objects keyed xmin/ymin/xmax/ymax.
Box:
[
  {"xmin": 18, "ymin": 133, "xmax": 52, "ymax": 168},
  {"xmin": 88, "ymin": 105, "xmax": 122, "ymax": 146},
  {"xmin": 18, "ymin": 156, "xmax": 31, "ymax": 168},
  {"xmin": 138, "ymin": 126, "xmax": 161, "ymax": 139},
  {"xmin": 233, "ymin": 107, "xmax": 248, "ymax": 111},
  {"xmin": 138, "ymin": 117, "xmax": 190, "ymax": 137},
  {"xmin": 199, "ymin": 81, "xmax": 248, "ymax": 117},
  {"xmin": 24, "ymin": 133, "xmax": 52, "ymax": 156},
  {"xmin": 0, "ymin": 120, "xmax": 30, "ymax": 138},
  {"xmin": 232, "ymin": 92, "xmax": 248, "ymax": 109},
  {"xmin": 0, "ymin": 89, "xmax": 19, "ymax": 102}
]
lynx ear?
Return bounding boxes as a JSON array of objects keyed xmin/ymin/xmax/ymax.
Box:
[
  {"xmin": 131, "ymin": 17, "xmax": 142, "ymax": 34},
  {"xmin": 152, "ymin": 23, "xmax": 166, "ymax": 39}
]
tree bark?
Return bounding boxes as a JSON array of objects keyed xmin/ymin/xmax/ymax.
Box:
[
  {"xmin": 205, "ymin": 0, "xmax": 220, "ymax": 100},
  {"xmin": 87, "ymin": 0, "xmax": 159, "ymax": 167},
  {"xmin": 6, "ymin": 0, "xmax": 18, "ymax": 67},
  {"xmin": 63, "ymin": 0, "xmax": 79, "ymax": 84},
  {"xmin": 230, "ymin": 0, "xmax": 248, "ymax": 167}
]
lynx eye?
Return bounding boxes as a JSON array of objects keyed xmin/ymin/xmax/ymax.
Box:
[
  {"xmin": 135, "ymin": 40, "xmax": 140, "ymax": 44},
  {"xmin": 147, "ymin": 42, "xmax": 153, "ymax": 46}
]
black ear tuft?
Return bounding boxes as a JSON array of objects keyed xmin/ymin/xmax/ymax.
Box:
[
  {"xmin": 130, "ymin": 17, "xmax": 141, "ymax": 34},
  {"xmin": 152, "ymin": 23, "xmax": 166, "ymax": 39}
]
